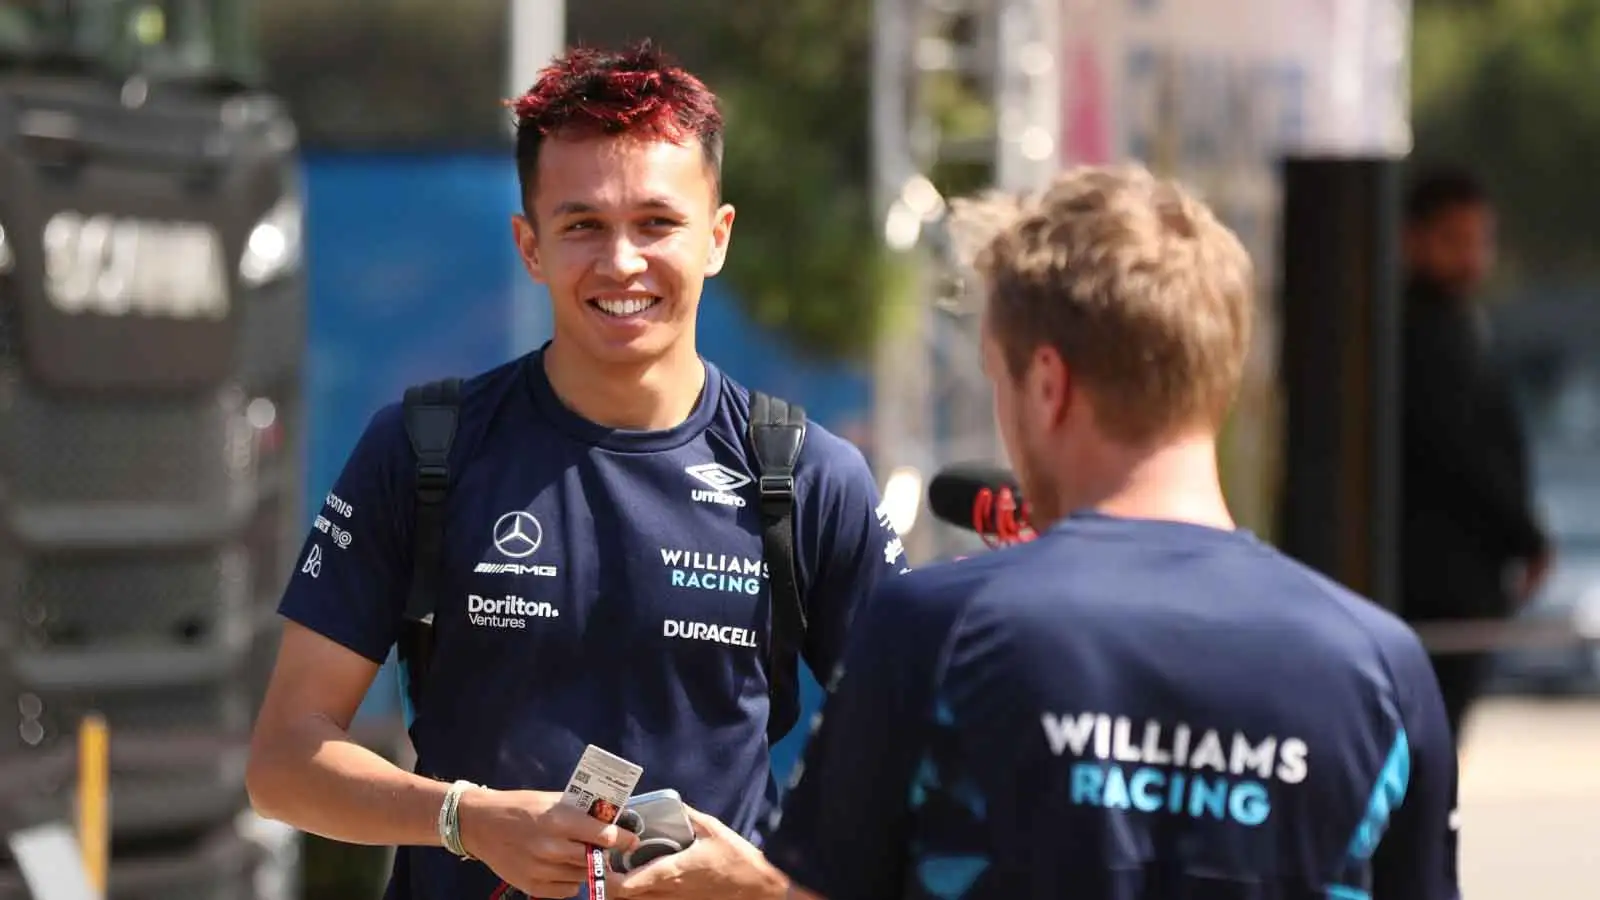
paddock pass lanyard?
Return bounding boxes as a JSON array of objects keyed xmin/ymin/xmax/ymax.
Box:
[{"xmin": 589, "ymin": 844, "xmax": 607, "ymax": 900}]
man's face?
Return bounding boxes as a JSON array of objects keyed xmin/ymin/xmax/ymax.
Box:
[
  {"xmin": 981, "ymin": 314, "xmax": 1065, "ymax": 527},
  {"xmin": 514, "ymin": 134, "xmax": 735, "ymax": 365},
  {"xmin": 1405, "ymin": 201, "xmax": 1495, "ymax": 299}
]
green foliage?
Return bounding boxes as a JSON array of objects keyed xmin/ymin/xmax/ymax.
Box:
[
  {"xmin": 923, "ymin": 70, "xmax": 998, "ymax": 201},
  {"xmin": 259, "ymin": 0, "xmax": 508, "ymax": 148},
  {"xmin": 570, "ymin": 0, "xmax": 931, "ymax": 362},
  {"xmin": 1412, "ymin": 0, "xmax": 1600, "ymax": 276},
  {"xmin": 698, "ymin": 1, "xmax": 913, "ymax": 362}
]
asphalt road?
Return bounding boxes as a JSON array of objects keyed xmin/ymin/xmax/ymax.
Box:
[{"xmin": 1457, "ymin": 696, "xmax": 1600, "ymax": 899}]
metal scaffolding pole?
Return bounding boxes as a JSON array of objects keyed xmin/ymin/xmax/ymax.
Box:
[
  {"xmin": 870, "ymin": 0, "xmax": 935, "ymax": 561},
  {"xmin": 509, "ymin": 0, "xmax": 565, "ymax": 356},
  {"xmin": 871, "ymin": 0, "xmax": 1060, "ymax": 561},
  {"xmin": 993, "ymin": 0, "xmax": 1060, "ymax": 193}
]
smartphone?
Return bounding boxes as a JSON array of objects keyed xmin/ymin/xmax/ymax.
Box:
[{"xmin": 608, "ymin": 788, "xmax": 697, "ymax": 873}]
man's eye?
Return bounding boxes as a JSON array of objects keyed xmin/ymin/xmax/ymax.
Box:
[
  {"xmin": 564, "ymin": 220, "xmax": 599, "ymax": 233},
  {"xmin": 645, "ymin": 217, "xmax": 681, "ymax": 228}
]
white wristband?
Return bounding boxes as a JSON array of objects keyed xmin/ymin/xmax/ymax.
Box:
[{"xmin": 438, "ymin": 779, "xmax": 478, "ymax": 859}]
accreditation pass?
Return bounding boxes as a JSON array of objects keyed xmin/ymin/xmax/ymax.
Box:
[{"xmin": 563, "ymin": 744, "xmax": 644, "ymax": 824}]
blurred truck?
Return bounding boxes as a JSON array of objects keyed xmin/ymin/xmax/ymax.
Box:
[{"xmin": 0, "ymin": 3, "xmax": 304, "ymax": 898}]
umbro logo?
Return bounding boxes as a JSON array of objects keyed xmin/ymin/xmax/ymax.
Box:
[
  {"xmin": 686, "ymin": 462, "xmax": 750, "ymax": 508},
  {"xmin": 686, "ymin": 462, "xmax": 751, "ymax": 492}
]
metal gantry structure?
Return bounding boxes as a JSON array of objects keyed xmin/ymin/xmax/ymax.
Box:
[{"xmin": 870, "ymin": 0, "xmax": 1061, "ymax": 561}]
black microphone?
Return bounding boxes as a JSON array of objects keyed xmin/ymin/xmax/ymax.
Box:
[{"xmin": 926, "ymin": 462, "xmax": 1035, "ymax": 547}]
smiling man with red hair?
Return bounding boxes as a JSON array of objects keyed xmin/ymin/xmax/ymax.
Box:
[{"xmin": 245, "ymin": 41, "xmax": 904, "ymax": 900}]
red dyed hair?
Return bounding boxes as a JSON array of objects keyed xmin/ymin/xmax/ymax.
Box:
[{"xmin": 507, "ymin": 40, "xmax": 724, "ymax": 209}]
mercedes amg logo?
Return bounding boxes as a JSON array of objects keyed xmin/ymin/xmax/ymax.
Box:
[{"xmin": 492, "ymin": 511, "xmax": 543, "ymax": 559}]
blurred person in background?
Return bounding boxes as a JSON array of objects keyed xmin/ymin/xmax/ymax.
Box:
[
  {"xmin": 244, "ymin": 41, "xmax": 902, "ymax": 900},
  {"xmin": 764, "ymin": 165, "xmax": 1460, "ymax": 900},
  {"xmin": 1400, "ymin": 166, "xmax": 1552, "ymax": 747}
]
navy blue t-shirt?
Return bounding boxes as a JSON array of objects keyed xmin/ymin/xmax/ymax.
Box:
[
  {"xmin": 278, "ymin": 349, "xmax": 905, "ymax": 899},
  {"xmin": 766, "ymin": 513, "xmax": 1460, "ymax": 900}
]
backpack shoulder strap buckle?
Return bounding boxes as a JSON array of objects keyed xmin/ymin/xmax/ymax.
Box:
[
  {"xmin": 758, "ymin": 474, "xmax": 796, "ymax": 506},
  {"xmin": 747, "ymin": 390, "xmax": 809, "ymax": 747},
  {"xmin": 397, "ymin": 377, "xmax": 463, "ymax": 726},
  {"xmin": 400, "ymin": 376, "xmax": 462, "ymax": 626},
  {"xmin": 415, "ymin": 463, "xmax": 450, "ymax": 503}
]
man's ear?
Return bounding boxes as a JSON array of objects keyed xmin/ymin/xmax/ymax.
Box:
[
  {"xmin": 705, "ymin": 203, "xmax": 736, "ymax": 277},
  {"xmin": 512, "ymin": 214, "xmax": 545, "ymax": 283},
  {"xmin": 1030, "ymin": 345, "xmax": 1072, "ymax": 429}
]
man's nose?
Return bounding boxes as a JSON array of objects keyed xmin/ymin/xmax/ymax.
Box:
[{"xmin": 598, "ymin": 235, "xmax": 649, "ymax": 280}]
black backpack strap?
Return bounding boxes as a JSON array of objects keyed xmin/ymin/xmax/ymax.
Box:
[
  {"xmin": 748, "ymin": 391, "xmax": 808, "ymax": 746},
  {"xmin": 397, "ymin": 377, "xmax": 462, "ymax": 724}
]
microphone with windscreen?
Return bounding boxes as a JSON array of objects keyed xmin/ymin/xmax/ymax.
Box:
[{"xmin": 927, "ymin": 463, "xmax": 1035, "ymax": 548}]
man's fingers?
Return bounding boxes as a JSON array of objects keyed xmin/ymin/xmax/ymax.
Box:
[
  {"xmin": 550, "ymin": 806, "xmax": 639, "ymax": 850},
  {"xmin": 603, "ymin": 871, "xmax": 635, "ymax": 899},
  {"xmin": 594, "ymin": 822, "xmax": 639, "ymax": 851},
  {"xmin": 527, "ymin": 836, "xmax": 593, "ymax": 866},
  {"xmin": 615, "ymin": 853, "xmax": 680, "ymax": 895},
  {"xmin": 502, "ymin": 861, "xmax": 585, "ymax": 899},
  {"xmin": 682, "ymin": 805, "xmax": 724, "ymax": 837},
  {"xmin": 568, "ymin": 821, "xmax": 636, "ymax": 851},
  {"xmin": 514, "ymin": 880, "xmax": 583, "ymax": 900}
]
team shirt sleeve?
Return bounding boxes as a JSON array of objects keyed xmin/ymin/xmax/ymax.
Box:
[
  {"xmin": 1371, "ymin": 634, "xmax": 1462, "ymax": 900},
  {"xmin": 277, "ymin": 404, "xmax": 414, "ymax": 664},
  {"xmin": 798, "ymin": 437, "xmax": 910, "ymax": 681},
  {"xmin": 765, "ymin": 575, "xmax": 941, "ymax": 900}
]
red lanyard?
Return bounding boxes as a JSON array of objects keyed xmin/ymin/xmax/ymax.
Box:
[{"xmin": 589, "ymin": 844, "xmax": 607, "ymax": 900}]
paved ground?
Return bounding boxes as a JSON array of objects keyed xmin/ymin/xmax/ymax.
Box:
[{"xmin": 1457, "ymin": 696, "xmax": 1600, "ymax": 899}]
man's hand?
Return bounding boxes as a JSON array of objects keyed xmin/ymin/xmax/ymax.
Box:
[
  {"xmin": 610, "ymin": 806, "xmax": 786, "ymax": 900},
  {"xmin": 457, "ymin": 788, "xmax": 637, "ymax": 899}
]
